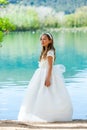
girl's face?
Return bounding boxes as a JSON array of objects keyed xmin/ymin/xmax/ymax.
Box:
[{"xmin": 40, "ymin": 35, "xmax": 51, "ymax": 47}]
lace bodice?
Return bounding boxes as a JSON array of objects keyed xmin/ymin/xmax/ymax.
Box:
[{"xmin": 38, "ymin": 50, "xmax": 54, "ymax": 68}]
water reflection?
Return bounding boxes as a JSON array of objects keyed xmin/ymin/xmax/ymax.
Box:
[
  {"xmin": 66, "ymin": 69, "xmax": 87, "ymax": 119},
  {"xmin": 0, "ymin": 31, "xmax": 87, "ymax": 120}
]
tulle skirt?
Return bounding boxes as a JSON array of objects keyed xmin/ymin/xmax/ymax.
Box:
[{"xmin": 18, "ymin": 64, "xmax": 73, "ymax": 122}]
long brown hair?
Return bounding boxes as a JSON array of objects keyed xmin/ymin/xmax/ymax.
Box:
[{"xmin": 39, "ymin": 33, "xmax": 56, "ymax": 61}]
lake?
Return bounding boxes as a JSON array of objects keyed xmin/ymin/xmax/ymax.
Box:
[{"xmin": 0, "ymin": 30, "xmax": 87, "ymax": 120}]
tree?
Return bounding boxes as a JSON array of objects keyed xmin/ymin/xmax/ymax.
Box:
[{"xmin": 0, "ymin": 0, "xmax": 8, "ymax": 4}]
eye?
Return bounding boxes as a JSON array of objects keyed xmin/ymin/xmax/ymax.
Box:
[{"xmin": 43, "ymin": 38, "xmax": 46, "ymax": 40}]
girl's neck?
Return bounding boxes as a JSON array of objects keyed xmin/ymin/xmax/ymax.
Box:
[{"xmin": 44, "ymin": 46, "xmax": 48, "ymax": 51}]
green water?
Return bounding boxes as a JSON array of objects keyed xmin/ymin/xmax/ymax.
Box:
[{"xmin": 0, "ymin": 31, "xmax": 87, "ymax": 120}]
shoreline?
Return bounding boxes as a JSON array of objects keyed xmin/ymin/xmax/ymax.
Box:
[
  {"xmin": 3, "ymin": 27, "xmax": 87, "ymax": 34},
  {"xmin": 0, "ymin": 120, "xmax": 87, "ymax": 130}
]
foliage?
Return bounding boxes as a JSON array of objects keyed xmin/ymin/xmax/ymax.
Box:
[
  {"xmin": 75, "ymin": 6, "xmax": 87, "ymax": 27},
  {"xmin": 0, "ymin": 5, "xmax": 40, "ymax": 31},
  {"xmin": 64, "ymin": 14, "xmax": 76, "ymax": 27},
  {"xmin": 16, "ymin": 7, "xmax": 40, "ymax": 30},
  {"xmin": 0, "ymin": 0, "xmax": 8, "ymax": 4},
  {"xmin": 43, "ymin": 15, "xmax": 61, "ymax": 28},
  {"xmin": 64, "ymin": 6, "xmax": 87, "ymax": 27},
  {"xmin": 0, "ymin": 5, "xmax": 87, "ymax": 30},
  {"xmin": 0, "ymin": 31, "xmax": 3, "ymax": 42},
  {"xmin": 0, "ymin": 17, "xmax": 16, "ymax": 31}
]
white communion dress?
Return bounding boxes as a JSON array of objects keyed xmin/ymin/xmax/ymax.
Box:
[{"xmin": 18, "ymin": 50, "xmax": 73, "ymax": 122}]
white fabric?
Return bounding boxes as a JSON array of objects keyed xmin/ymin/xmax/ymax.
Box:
[
  {"xmin": 47, "ymin": 50, "xmax": 54, "ymax": 58},
  {"xmin": 18, "ymin": 50, "xmax": 73, "ymax": 122}
]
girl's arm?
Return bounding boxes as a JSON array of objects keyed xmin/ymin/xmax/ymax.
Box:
[{"xmin": 45, "ymin": 56, "xmax": 53, "ymax": 87}]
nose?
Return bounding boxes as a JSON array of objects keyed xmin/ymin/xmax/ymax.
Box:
[{"xmin": 41, "ymin": 39, "xmax": 44, "ymax": 43}]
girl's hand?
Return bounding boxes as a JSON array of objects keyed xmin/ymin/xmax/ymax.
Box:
[{"xmin": 45, "ymin": 78, "xmax": 51, "ymax": 87}]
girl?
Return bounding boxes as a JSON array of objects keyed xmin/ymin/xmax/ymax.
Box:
[{"xmin": 18, "ymin": 32, "xmax": 73, "ymax": 122}]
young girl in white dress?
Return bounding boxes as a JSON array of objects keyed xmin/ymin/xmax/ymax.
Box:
[{"xmin": 18, "ymin": 32, "xmax": 73, "ymax": 122}]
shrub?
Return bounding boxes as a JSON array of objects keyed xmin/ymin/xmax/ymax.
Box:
[
  {"xmin": 0, "ymin": 0, "xmax": 8, "ymax": 4},
  {"xmin": 0, "ymin": 17, "xmax": 16, "ymax": 31},
  {"xmin": 0, "ymin": 31, "xmax": 3, "ymax": 42},
  {"xmin": 64, "ymin": 14, "xmax": 76, "ymax": 27}
]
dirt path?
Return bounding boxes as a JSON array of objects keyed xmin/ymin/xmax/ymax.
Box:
[{"xmin": 0, "ymin": 120, "xmax": 87, "ymax": 130}]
